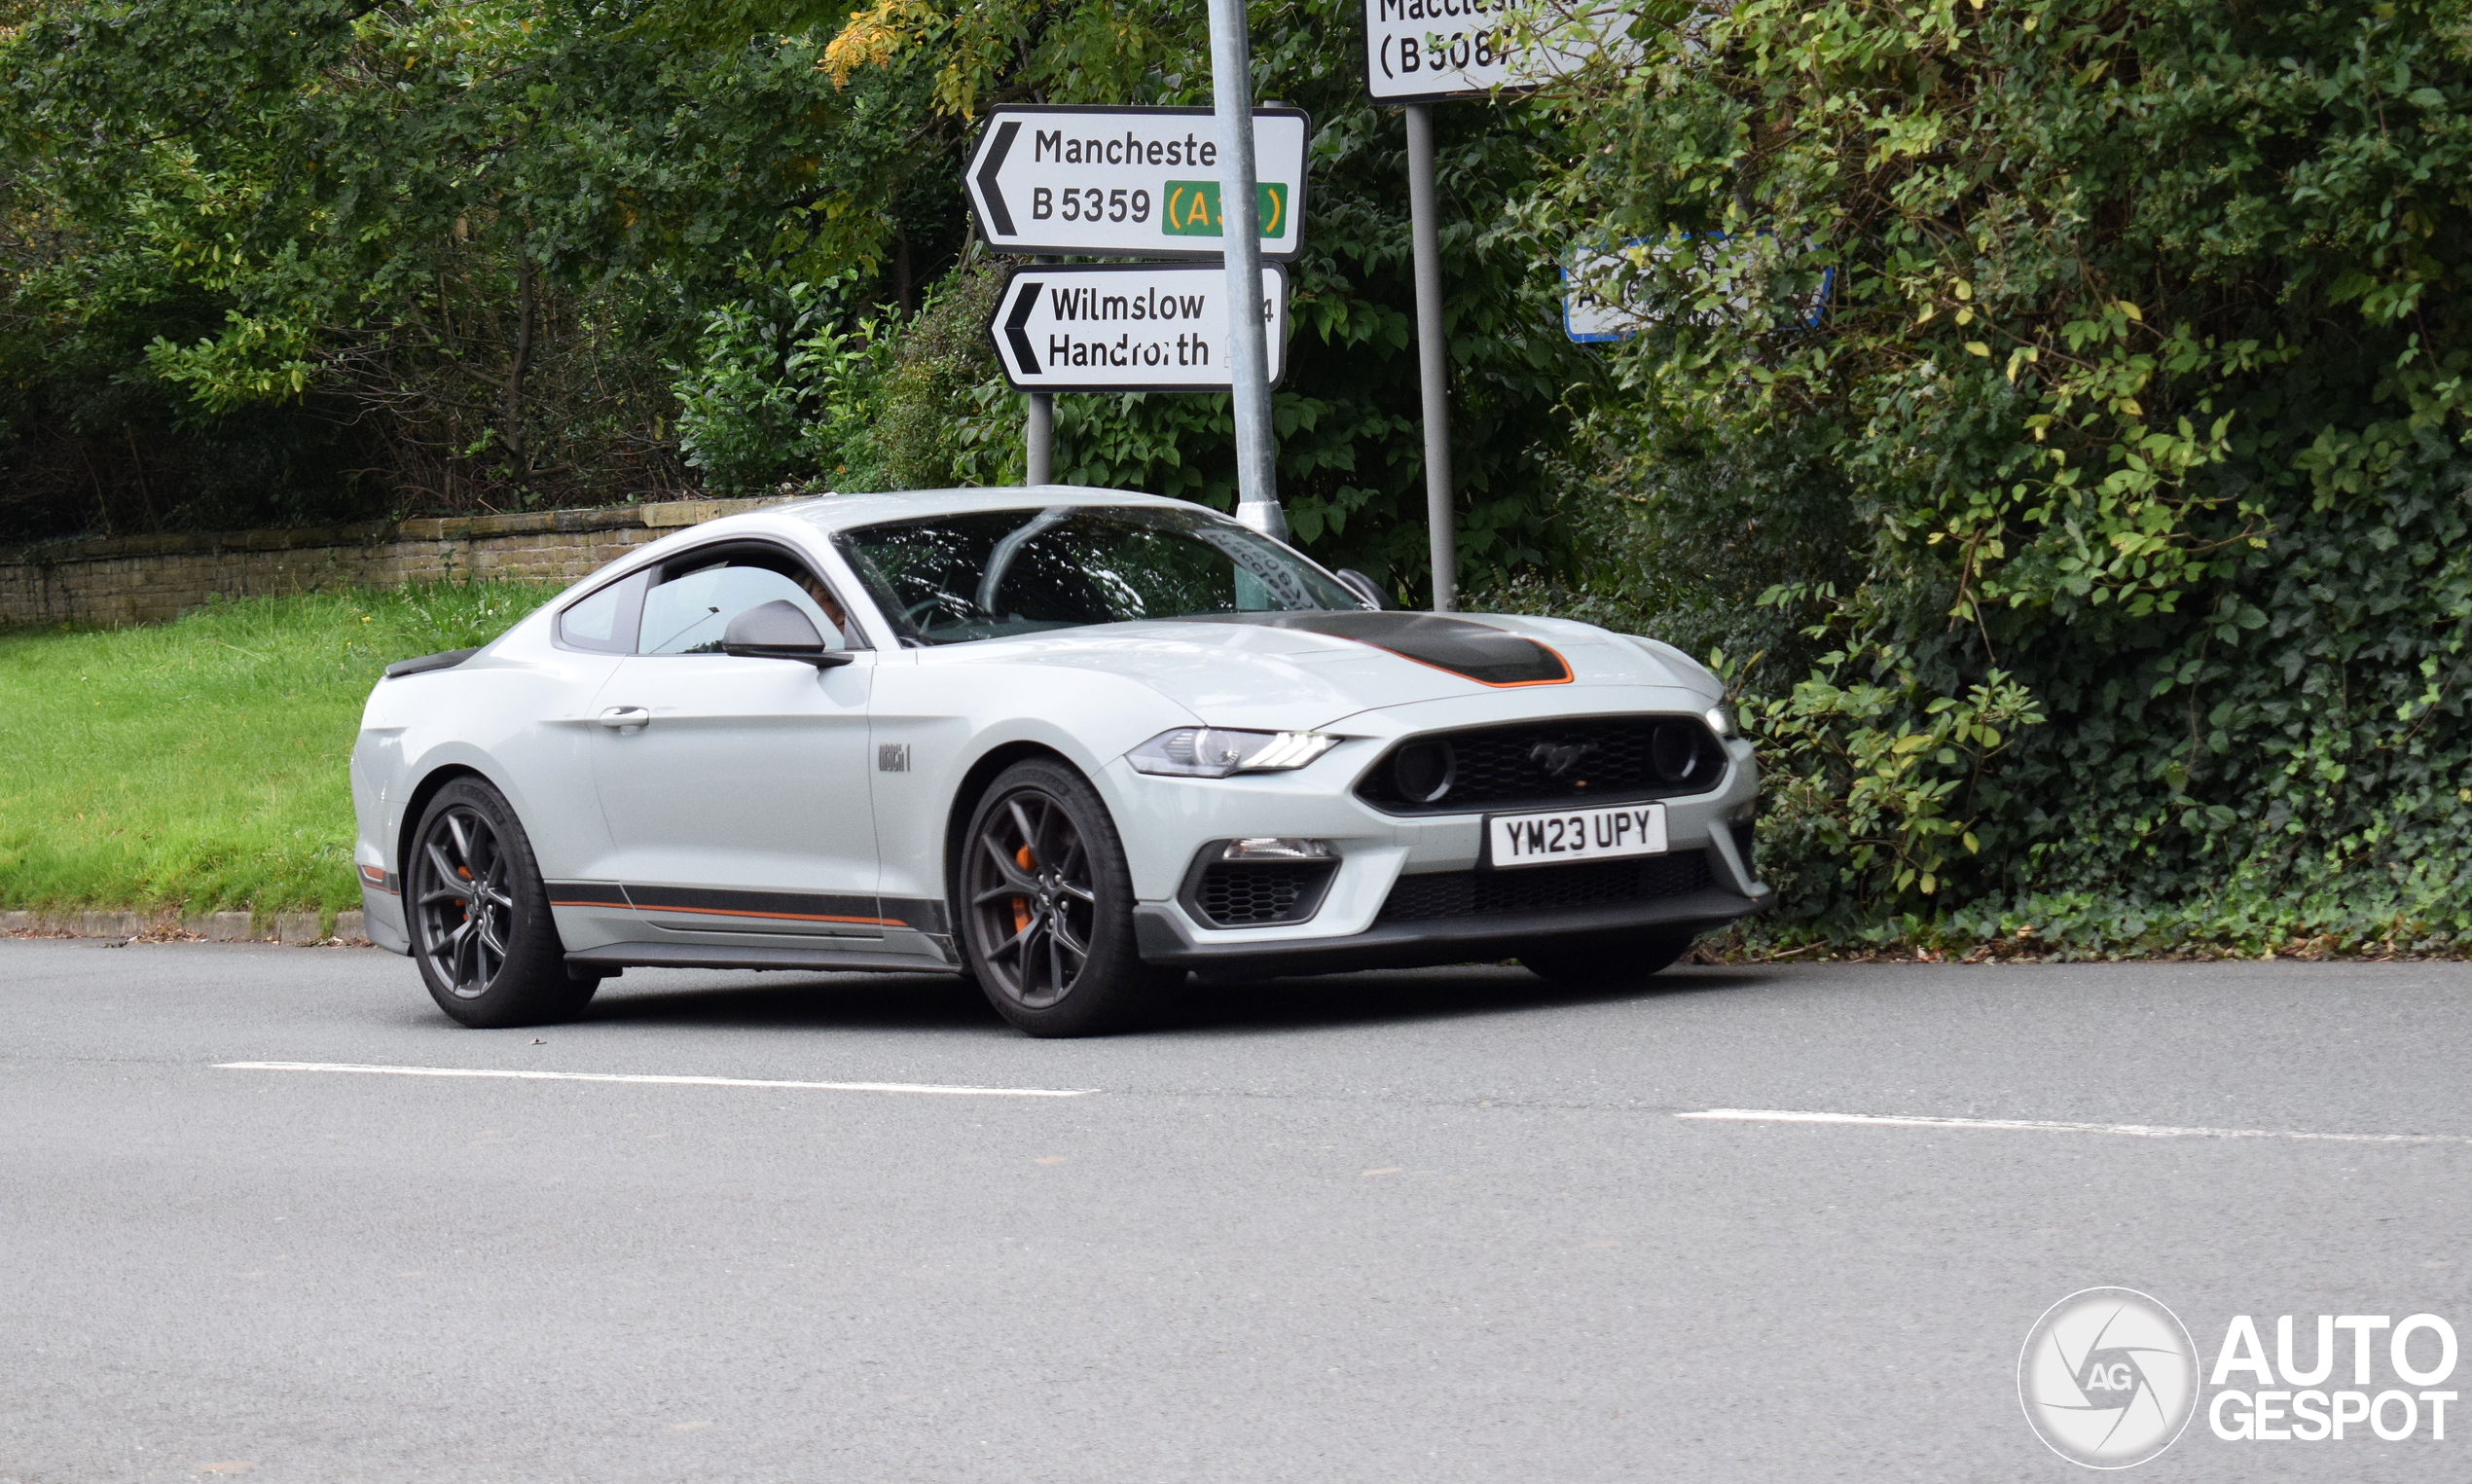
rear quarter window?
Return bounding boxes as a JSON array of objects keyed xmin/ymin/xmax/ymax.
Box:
[{"xmin": 556, "ymin": 570, "xmax": 650, "ymax": 654}]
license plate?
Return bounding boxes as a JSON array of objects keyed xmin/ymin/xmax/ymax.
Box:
[{"xmin": 1487, "ymin": 802, "xmax": 1668, "ymax": 868}]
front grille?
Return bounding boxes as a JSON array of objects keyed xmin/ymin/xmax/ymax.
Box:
[
  {"xmin": 1354, "ymin": 716, "xmax": 1727, "ymax": 814},
  {"xmin": 1378, "ymin": 852, "xmax": 1713, "ymax": 923},
  {"xmin": 1192, "ymin": 860, "xmax": 1337, "ymax": 927}
]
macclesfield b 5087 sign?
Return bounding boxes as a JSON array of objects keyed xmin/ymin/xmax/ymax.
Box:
[{"xmin": 1363, "ymin": 0, "xmax": 1626, "ymax": 103}]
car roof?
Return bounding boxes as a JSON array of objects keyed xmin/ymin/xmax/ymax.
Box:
[{"xmin": 775, "ymin": 485, "xmax": 1186, "ymax": 535}]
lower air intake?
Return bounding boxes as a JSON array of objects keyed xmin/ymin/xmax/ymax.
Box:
[
  {"xmin": 1193, "ymin": 861, "xmax": 1337, "ymax": 927},
  {"xmin": 1378, "ymin": 852, "xmax": 1713, "ymax": 923}
]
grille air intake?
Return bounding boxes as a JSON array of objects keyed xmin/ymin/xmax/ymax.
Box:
[{"xmin": 1356, "ymin": 716, "xmax": 1727, "ymax": 814}]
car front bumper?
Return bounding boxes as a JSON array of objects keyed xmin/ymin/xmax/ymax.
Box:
[
  {"xmin": 1132, "ymin": 843, "xmax": 1769, "ymax": 976},
  {"xmin": 1094, "ymin": 685, "xmax": 1768, "ymax": 977}
]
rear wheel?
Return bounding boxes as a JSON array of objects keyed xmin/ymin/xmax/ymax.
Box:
[
  {"xmin": 959, "ymin": 761, "xmax": 1169, "ymax": 1036},
  {"xmin": 1519, "ymin": 932, "xmax": 1696, "ymax": 991},
  {"xmin": 407, "ymin": 777, "xmax": 596, "ymax": 1029}
]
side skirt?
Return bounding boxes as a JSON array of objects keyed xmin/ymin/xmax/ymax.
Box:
[{"xmin": 565, "ymin": 941, "xmax": 965, "ymax": 976}]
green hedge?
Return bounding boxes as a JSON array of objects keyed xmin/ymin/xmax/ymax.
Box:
[{"xmin": 1497, "ymin": 0, "xmax": 2472, "ymax": 954}]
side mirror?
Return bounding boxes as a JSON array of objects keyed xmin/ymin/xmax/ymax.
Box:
[
  {"xmin": 721, "ymin": 599, "xmax": 854, "ymax": 669},
  {"xmin": 1334, "ymin": 568, "xmax": 1390, "ymax": 611}
]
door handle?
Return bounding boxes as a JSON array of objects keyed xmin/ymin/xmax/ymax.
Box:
[{"xmin": 599, "ymin": 706, "xmax": 651, "ymax": 733}]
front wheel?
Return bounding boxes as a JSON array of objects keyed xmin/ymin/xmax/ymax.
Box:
[
  {"xmin": 1519, "ymin": 932, "xmax": 1696, "ymax": 991},
  {"xmin": 958, "ymin": 761, "xmax": 1172, "ymax": 1036},
  {"xmin": 406, "ymin": 777, "xmax": 596, "ymax": 1029}
]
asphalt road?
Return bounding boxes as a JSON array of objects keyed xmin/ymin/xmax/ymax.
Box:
[{"xmin": 2, "ymin": 939, "xmax": 2465, "ymax": 1483}]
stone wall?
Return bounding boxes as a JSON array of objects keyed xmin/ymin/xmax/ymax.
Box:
[
  {"xmin": 0, "ymin": 908, "xmax": 368, "ymax": 945},
  {"xmin": 0, "ymin": 496, "xmax": 795, "ymax": 628}
]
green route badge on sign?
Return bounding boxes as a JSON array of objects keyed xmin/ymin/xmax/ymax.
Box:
[
  {"xmin": 1160, "ymin": 181, "xmax": 1291, "ymax": 240},
  {"xmin": 964, "ymin": 104, "xmax": 1311, "ymax": 261}
]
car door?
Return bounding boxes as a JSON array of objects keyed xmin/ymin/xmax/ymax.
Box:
[{"xmin": 586, "ymin": 541, "xmax": 884, "ymax": 942}]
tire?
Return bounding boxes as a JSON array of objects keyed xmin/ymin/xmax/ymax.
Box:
[
  {"xmin": 405, "ymin": 777, "xmax": 597, "ymax": 1029},
  {"xmin": 957, "ymin": 760, "xmax": 1173, "ymax": 1036},
  {"xmin": 1519, "ymin": 932, "xmax": 1697, "ymax": 991}
]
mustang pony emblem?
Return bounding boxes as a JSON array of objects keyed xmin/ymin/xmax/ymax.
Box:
[{"xmin": 1528, "ymin": 741, "xmax": 1599, "ymax": 778}]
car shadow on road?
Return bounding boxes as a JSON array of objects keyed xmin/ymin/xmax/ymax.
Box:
[
  {"xmin": 579, "ymin": 963, "xmax": 1772, "ymax": 1037},
  {"xmin": 582, "ymin": 972, "xmax": 1005, "ymax": 1032},
  {"xmin": 1149, "ymin": 964, "xmax": 1769, "ymax": 1035}
]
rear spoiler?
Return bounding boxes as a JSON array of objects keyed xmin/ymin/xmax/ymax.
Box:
[{"xmin": 382, "ymin": 647, "xmax": 479, "ymax": 680}]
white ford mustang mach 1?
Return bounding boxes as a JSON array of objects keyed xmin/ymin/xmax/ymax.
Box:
[{"xmin": 351, "ymin": 487, "xmax": 1768, "ymax": 1035}]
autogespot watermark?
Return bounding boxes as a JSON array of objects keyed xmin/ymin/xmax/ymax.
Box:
[
  {"xmin": 2019, "ymin": 1288, "xmax": 2460, "ymax": 1466},
  {"xmin": 2019, "ymin": 1288, "xmax": 2199, "ymax": 1467}
]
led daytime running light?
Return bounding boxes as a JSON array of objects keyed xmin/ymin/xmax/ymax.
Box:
[{"xmin": 1243, "ymin": 732, "xmax": 1336, "ymax": 771}]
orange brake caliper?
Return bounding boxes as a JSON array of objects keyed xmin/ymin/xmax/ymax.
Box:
[{"xmin": 1011, "ymin": 843, "xmax": 1036, "ymax": 933}]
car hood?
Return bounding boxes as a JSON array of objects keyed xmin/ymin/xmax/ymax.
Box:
[{"xmin": 921, "ymin": 611, "xmax": 1720, "ymax": 730}]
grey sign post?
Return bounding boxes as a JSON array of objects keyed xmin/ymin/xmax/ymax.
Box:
[
  {"xmin": 1365, "ymin": 0, "xmax": 1622, "ymax": 608},
  {"xmin": 1205, "ymin": 0, "xmax": 1288, "ymax": 541}
]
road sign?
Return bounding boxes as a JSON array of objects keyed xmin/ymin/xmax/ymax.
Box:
[
  {"xmin": 1559, "ymin": 235, "xmax": 1833, "ymax": 344},
  {"xmin": 987, "ymin": 264, "xmax": 1288, "ymax": 393},
  {"xmin": 1560, "ymin": 250, "xmax": 1634, "ymax": 344},
  {"xmin": 964, "ymin": 105, "xmax": 1312, "ymax": 262},
  {"xmin": 1363, "ymin": 0, "xmax": 1624, "ymax": 103}
]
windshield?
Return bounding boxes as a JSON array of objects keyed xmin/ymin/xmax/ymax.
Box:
[{"xmin": 834, "ymin": 503, "xmax": 1363, "ymax": 646}]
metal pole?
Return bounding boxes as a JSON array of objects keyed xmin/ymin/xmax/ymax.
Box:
[
  {"xmin": 1205, "ymin": 0, "xmax": 1286, "ymax": 541},
  {"xmin": 1025, "ymin": 393, "xmax": 1052, "ymax": 487},
  {"xmin": 1404, "ymin": 102, "xmax": 1454, "ymax": 611},
  {"xmin": 1025, "ymin": 252, "xmax": 1056, "ymax": 487}
]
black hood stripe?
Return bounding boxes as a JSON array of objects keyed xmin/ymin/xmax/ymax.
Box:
[{"xmin": 1182, "ymin": 611, "xmax": 1572, "ymax": 687}]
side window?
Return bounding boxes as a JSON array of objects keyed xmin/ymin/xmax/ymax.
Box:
[
  {"xmin": 556, "ymin": 570, "xmax": 649, "ymax": 655},
  {"xmin": 636, "ymin": 550, "xmax": 854, "ymax": 656}
]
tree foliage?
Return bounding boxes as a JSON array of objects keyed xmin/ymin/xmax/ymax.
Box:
[
  {"xmin": 0, "ymin": 0, "xmax": 1582, "ymax": 599},
  {"xmin": 1522, "ymin": 0, "xmax": 2472, "ymax": 951},
  {"xmin": 8, "ymin": 0, "xmax": 2471, "ymax": 949}
]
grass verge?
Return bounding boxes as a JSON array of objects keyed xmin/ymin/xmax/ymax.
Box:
[{"xmin": 0, "ymin": 583, "xmax": 555, "ymax": 915}]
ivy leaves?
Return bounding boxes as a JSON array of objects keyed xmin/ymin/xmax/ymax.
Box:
[{"xmin": 1522, "ymin": 0, "xmax": 2472, "ymax": 948}]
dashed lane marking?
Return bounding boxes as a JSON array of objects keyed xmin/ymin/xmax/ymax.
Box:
[
  {"xmin": 215, "ymin": 1061, "xmax": 1096, "ymax": 1098},
  {"xmin": 1677, "ymin": 1106, "xmax": 2472, "ymax": 1144}
]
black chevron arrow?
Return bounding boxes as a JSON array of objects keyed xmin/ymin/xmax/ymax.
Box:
[
  {"xmin": 976, "ymin": 120, "xmax": 1020, "ymax": 236},
  {"xmin": 1003, "ymin": 279, "xmax": 1043, "ymax": 375}
]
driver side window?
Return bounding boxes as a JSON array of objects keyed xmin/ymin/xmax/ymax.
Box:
[{"xmin": 637, "ymin": 550, "xmax": 854, "ymax": 656}]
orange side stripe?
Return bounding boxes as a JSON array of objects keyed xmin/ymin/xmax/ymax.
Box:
[{"xmin": 622, "ymin": 903, "xmax": 903, "ymax": 927}]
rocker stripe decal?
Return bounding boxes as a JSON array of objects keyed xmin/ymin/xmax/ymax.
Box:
[
  {"xmin": 545, "ymin": 882, "xmax": 630, "ymax": 909},
  {"xmin": 546, "ymin": 883, "xmax": 949, "ymax": 935},
  {"xmin": 624, "ymin": 884, "xmax": 893, "ymax": 927}
]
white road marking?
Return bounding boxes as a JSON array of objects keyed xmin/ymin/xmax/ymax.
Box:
[
  {"xmin": 1677, "ymin": 1107, "xmax": 2472, "ymax": 1145},
  {"xmin": 215, "ymin": 1061, "xmax": 1095, "ymax": 1098}
]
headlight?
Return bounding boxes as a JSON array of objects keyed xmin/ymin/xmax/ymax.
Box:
[
  {"xmin": 1127, "ymin": 727, "xmax": 1340, "ymax": 778},
  {"xmin": 1705, "ymin": 704, "xmax": 1739, "ymax": 740}
]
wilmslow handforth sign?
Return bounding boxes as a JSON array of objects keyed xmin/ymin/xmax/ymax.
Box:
[
  {"xmin": 964, "ymin": 105, "xmax": 1312, "ymax": 261},
  {"xmin": 987, "ymin": 264, "xmax": 1291, "ymax": 393}
]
